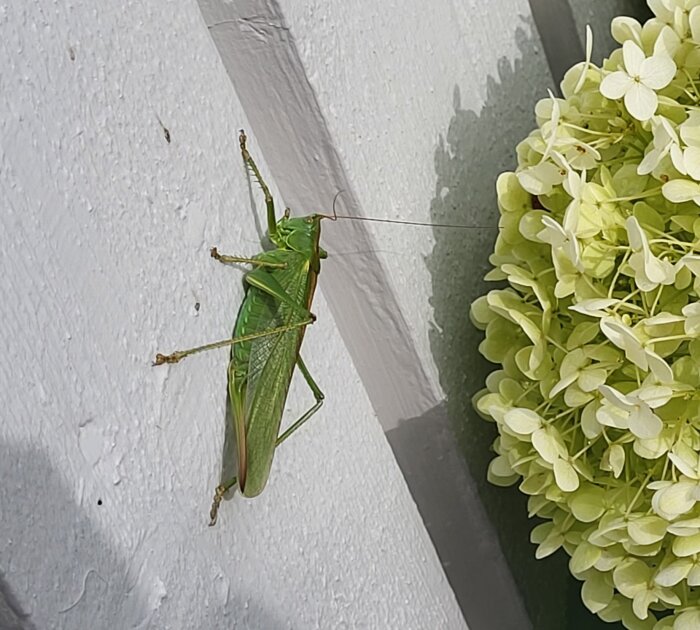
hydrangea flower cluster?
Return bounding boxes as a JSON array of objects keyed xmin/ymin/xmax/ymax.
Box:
[{"xmin": 471, "ymin": 4, "xmax": 700, "ymax": 628}]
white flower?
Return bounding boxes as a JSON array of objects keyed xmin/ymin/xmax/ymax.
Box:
[
  {"xmin": 626, "ymin": 216, "xmax": 676, "ymax": 291},
  {"xmin": 539, "ymin": 90, "xmax": 561, "ymax": 162},
  {"xmin": 599, "ymin": 316, "xmax": 674, "ymax": 382},
  {"xmin": 597, "ymin": 383, "xmax": 670, "ymax": 439},
  {"xmin": 652, "ymin": 442, "xmax": 700, "ymax": 519},
  {"xmin": 537, "ymin": 215, "xmax": 582, "ymax": 270},
  {"xmin": 637, "ymin": 116, "xmax": 683, "ymax": 175},
  {"xmin": 651, "ymin": 1, "xmax": 698, "ymax": 40},
  {"xmin": 560, "ymin": 169, "xmax": 609, "ymax": 239},
  {"xmin": 517, "ymin": 161, "xmax": 565, "ymax": 195},
  {"xmin": 600, "ymin": 40, "xmax": 676, "ymax": 121},
  {"xmin": 600, "ymin": 317, "xmax": 648, "ymax": 367},
  {"xmin": 677, "ymin": 111, "xmax": 700, "ymax": 180},
  {"xmin": 613, "ymin": 558, "xmax": 680, "ymax": 620}
]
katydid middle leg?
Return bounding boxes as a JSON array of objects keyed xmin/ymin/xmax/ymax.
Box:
[{"xmin": 210, "ymin": 247, "xmax": 286, "ymax": 269}]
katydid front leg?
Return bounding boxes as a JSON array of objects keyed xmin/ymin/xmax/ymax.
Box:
[{"xmin": 239, "ymin": 130, "xmax": 277, "ymax": 238}]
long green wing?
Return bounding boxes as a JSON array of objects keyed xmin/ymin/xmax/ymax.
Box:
[{"xmin": 229, "ymin": 248, "xmax": 313, "ymax": 497}]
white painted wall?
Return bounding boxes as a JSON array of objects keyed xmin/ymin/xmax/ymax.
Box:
[{"xmin": 0, "ymin": 2, "xmax": 465, "ymax": 629}]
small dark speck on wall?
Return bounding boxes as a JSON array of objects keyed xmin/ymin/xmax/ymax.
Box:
[{"xmin": 156, "ymin": 115, "xmax": 171, "ymax": 144}]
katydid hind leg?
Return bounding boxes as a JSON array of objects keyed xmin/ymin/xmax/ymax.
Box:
[
  {"xmin": 209, "ymin": 358, "xmax": 324, "ymax": 525},
  {"xmin": 275, "ymin": 355, "xmax": 325, "ymax": 446},
  {"xmin": 153, "ymin": 318, "xmax": 314, "ymax": 365},
  {"xmin": 209, "ymin": 476, "xmax": 239, "ymax": 526}
]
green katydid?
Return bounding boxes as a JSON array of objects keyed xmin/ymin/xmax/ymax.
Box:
[
  {"xmin": 155, "ymin": 130, "xmax": 330, "ymax": 525},
  {"xmin": 154, "ymin": 130, "xmax": 488, "ymax": 525}
]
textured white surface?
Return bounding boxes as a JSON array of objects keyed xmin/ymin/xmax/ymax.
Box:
[{"xmin": 0, "ymin": 2, "xmax": 465, "ymax": 629}]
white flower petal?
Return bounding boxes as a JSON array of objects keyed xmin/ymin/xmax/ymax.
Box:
[
  {"xmin": 669, "ymin": 453, "xmax": 699, "ymax": 479},
  {"xmin": 639, "ymin": 54, "xmax": 676, "ymax": 90},
  {"xmin": 676, "ymin": 609, "xmax": 700, "ymax": 630},
  {"xmin": 645, "ymin": 256, "xmax": 676, "ymax": 285},
  {"xmin": 671, "ymin": 144, "xmax": 687, "ymax": 174},
  {"xmin": 503, "ymin": 408, "xmax": 542, "ymax": 435},
  {"xmin": 683, "ymin": 301, "xmax": 700, "ymax": 335},
  {"xmin": 517, "ymin": 162, "xmax": 564, "ymax": 195},
  {"xmin": 685, "ymin": 147, "xmax": 700, "ymax": 180},
  {"xmin": 569, "ymin": 298, "xmax": 617, "ymax": 317},
  {"xmin": 637, "ymin": 147, "xmax": 662, "ymax": 176},
  {"xmin": 663, "ymin": 179, "xmax": 700, "ymax": 203},
  {"xmin": 673, "ymin": 531, "xmax": 700, "ymax": 557},
  {"xmin": 628, "ymin": 405, "xmax": 663, "ymax": 439},
  {"xmin": 611, "ymin": 16, "xmax": 642, "ymax": 45},
  {"xmin": 581, "ymin": 401, "xmax": 603, "ymax": 439},
  {"xmin": 645, "ymin": 350, "xmax": 674, "ymax": 383},
  {"xmin": 622, "ymin": 40, "xmax": 645, "ymax": 76},
  {"xmin": 636, "ymin": 385, "xmax": 672, "ymax": 408},
  {"xmin": 599, "ymin": 384, "xmax": 633, "ymax": 409},
  {"xmin": 691, "ymin": 5, "xmax": 700, "ymax": 42},
  {"xmin": 644, "ymin": 312, "xmax": 685, "ymax": 326},
  {"xmin": 626, "ymin": 216, "xmax": 646, "ymax": 251},
  {"xmin": 681, "ymin": 254, "xmax": 700, "ymax": 276},
  {"xmin": 553, "ymin": 458, "xmax": 579, "ymax": 492},
  {"xmin": 573, "ymin": 25, "xmax": 593, "ymax": 94},
  {"xmin": 596, "ymin": 403, "xmax": 629, "ymax": 430},
  {"xmin": 655, "ymin": 559, "xmax": 692, "ymax": 587},
  {"xmin": 624, "ymin": 82, "xmax": 658, "ymax": 121},
  {"xmin": 681, "ymin": 111, "xmax": 700, "ymax": 146},
  {"xmin": 531, "ymin": 428, "xmax": 559, "ymax": 464},
  {"xmin": 656, "ymin": 480, "xmax": 697, "ymax": 518},
  {"xmin": 600, "ymin": 71, "xmax": 634, "ymax": 100},
  {"xmin": 600, "ymin": 317, "xmax": 648, "ymax": 370}
]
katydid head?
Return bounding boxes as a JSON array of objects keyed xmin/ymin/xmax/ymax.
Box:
[{"xmin": 273, "ymin": 211, "xmax": 325, "ymax": 257}]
